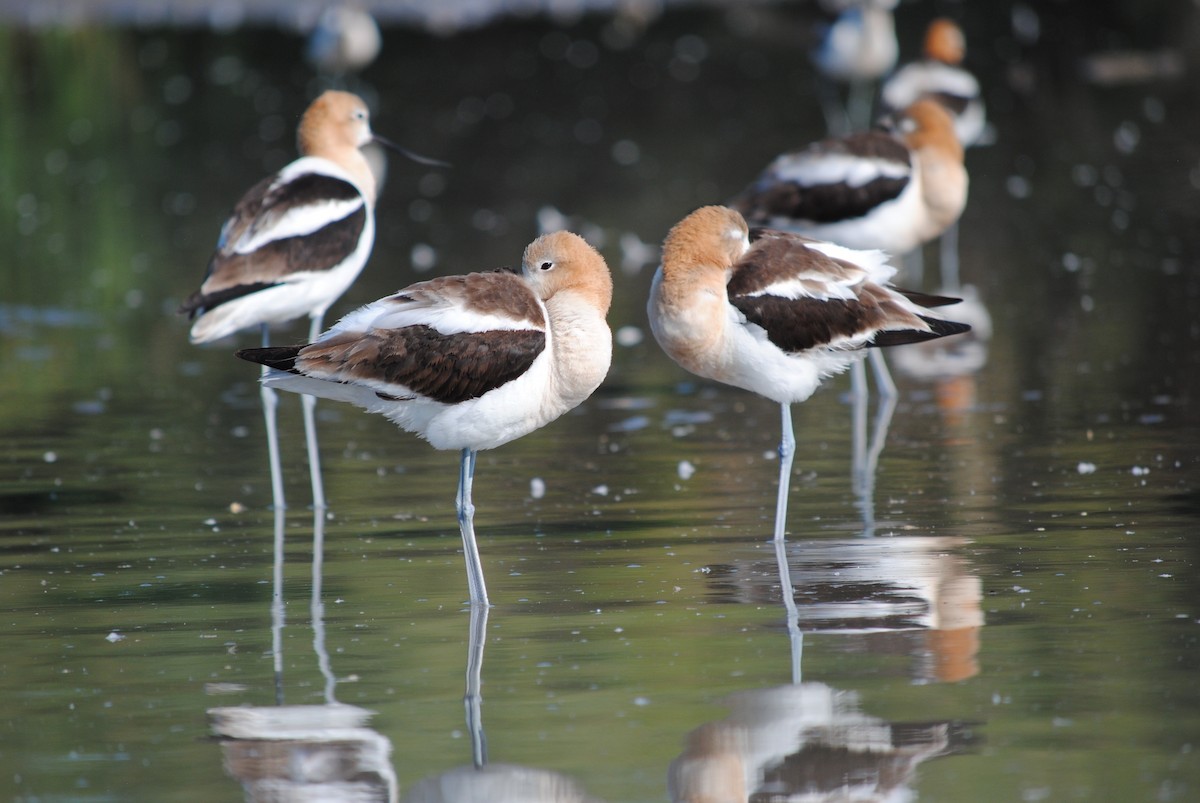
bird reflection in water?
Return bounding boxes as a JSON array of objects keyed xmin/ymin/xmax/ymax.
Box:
[
  {"xmin": 401, "ymin": 605, "xmax": 603, "ymax": 803},
  {"xmin": 208, "ymin": 508, "xmax": 399, "ymax": 802},
  {"xmin": 671, "ymin": 540, "xmax": 980, "ymax": 802}
]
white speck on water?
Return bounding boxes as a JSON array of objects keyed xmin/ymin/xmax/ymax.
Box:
[
  {"xmin": 1077, "ymin": 462, "xmax": 1096, "ymax": 474},
  {"xmin": 633, "ymin": 696, "xmax": 650, "ymax": 706},
  {"xmin": 230, "ymin": 426, "xmax": 249, "ymax": 438},
  {"xmin": 609, "ymin": 415, "xmax": 650, "ymax": 433},
  {"xmin": 1131, "ymin": 466, "xmax": 1150, "ymax": 476},
  {"xmin": 1006, "ymin": 175, "xmax": 1031, "ymax": 198},
  {"xmin": 611, "ymin": 139, "xmax": 640, "ymax": 166},
  {"xmin": 43, "ymin": 451, "xmax": 57, "ymax": 463},
  {"xmin": 591, "ymin": 484, "xmax": 608, "ymax": 496},
  {"xmin": 615, "ymin": 325, "xmax": 643, "ymax": 347},
  {"xmin": 411, "ymin": 242, "xmax": 437, "ymax": 273},
  {"xmin": 530, "ymin": 477, "xmax": 545, "ymax": 499},
  {"xmin": 1113, "ymin": 121, "xmax": 1140, "ymax": 154},
  {"xmin": 105, "ymin": 631, "xmax": 124, "ymax": 643},
  {"xmin": 1143, "ymin": 96, "xmax": 1165, "ymax": 123},
  {"xmin": 677, "ymin": 460, "xmax": 695, "ymax": 480}
]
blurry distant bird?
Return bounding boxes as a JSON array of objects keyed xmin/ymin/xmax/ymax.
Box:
[
  {"xmin": 731, "ymin": 96, "xmax": 967, "ymax": 391},
  {"xmin": 237, "ymin": 231, "xmax": 614, "ymax": 607},
  {"xmin": 882, "ymin": 18, "xmax": 986, "ymax": 148},
  {"xmin": 306, "ymin": 4, "xmax": 382, "ymax": 77},
  {"xmin": 882, "ymin": 18, "xmax": 986, "ymax": 289},
  {"xmin": 179, "ymin": 90, "xmax": 447, "ymax": 513},
  {"xmin": 731, "ymin": 98, "xmax": 967, "ymax": 290},
  {"xmin": 811, "ymin": 0, "xmax": 899, "ymax": 135},
  {"xmin": 648, "ymin": 206, "xmax": 970, "ymax": 541}
]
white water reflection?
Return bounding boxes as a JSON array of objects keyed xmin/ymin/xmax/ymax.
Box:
[
  {"xmin": 210, "ymin": 703, "xmax": 398, "ymax": 802},
  {"xmin": 209, "ymin": 510, "xmax": 399, "ymax": 801},
  {"xmin": 671, "ymin": 536, "xmax": 978, "ymax": 802},
  {"xmin": 705, "ymin": 533, "xmax": 984, "ymax": 685}
]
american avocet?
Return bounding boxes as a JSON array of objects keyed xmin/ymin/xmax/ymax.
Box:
[
  {"xmin": 812, "ymin": 0, "xmax": 899, "ymax": 135},
  {"xmin": 647, "ymin": 206, "xmax": 969, "ymax": 541},
  {"xmin": 236, "ymin": 230, "xmax": 614, "ymax": 607},
  {"xmin": 882, "ymin": 18, "xmax": 986, "ymax": 289},
  {"xmin": 731, "ymin": 98, "xmax": 966, "ymax": 263},
  {"xmin": 179, "ymin": 90, "xmax": 446, "ymax": 513},
  {"xmin": 882, "ymin": 19, "xmax": 985, "ymax": 150},
  {"xmin": 730, "ymin": 98, "xmax": 967, "ymax": 398}
]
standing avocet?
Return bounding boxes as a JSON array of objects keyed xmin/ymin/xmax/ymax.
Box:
[
  {"xmin": 812, "ymin": 0, "xmax": 899, "ymax": 135},
  {"xmin": 882, "ymin": 18, "xmax": 986, "ymax": 290},
  {"xmin": 236, "ymin": 230, "xmax": 614, "ymax": 607},
  {"xmin": 648, "ymin": 206, "xmax": 970, "ymax": 541},
  {"xmin": 179, "ymin": 90, "xmax": 445, "ymax": 512},
  {"xmin": 731, "ymin": 98, "xmax": 966, "ymax": 267}
]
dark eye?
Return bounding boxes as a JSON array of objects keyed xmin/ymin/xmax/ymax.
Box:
[{"xmin": 540, "ymin": 261, "xmax": 554, "ymax": 271}]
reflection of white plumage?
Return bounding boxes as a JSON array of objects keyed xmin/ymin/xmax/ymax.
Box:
[
  {"xmin": 405, "ymin": 764, "xmax": 601, "ymax": 803},
  {"xmin": 670, "ymin": 681, "xmax": 975, "ymax": 802},
  {"xmin": 210, "ymin": 704, "xmax": 398, "ymax": 802}
]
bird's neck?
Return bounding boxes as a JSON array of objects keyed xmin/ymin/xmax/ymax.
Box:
[
  {"xmin": 650, "ymin": 264, "xmax": 731, "ymax": 379},
  {"xmin": 308, "ymin": 145, "xmax": 378, "ymax": 205},
  {"xmin": 544, "ymin": 289, "xmax": 612, "ymax": 407}
]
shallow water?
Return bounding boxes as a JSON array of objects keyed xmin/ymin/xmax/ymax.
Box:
[{"xmin": 3, "ymin": 2, "xmax": 1200, "ymax": 801}]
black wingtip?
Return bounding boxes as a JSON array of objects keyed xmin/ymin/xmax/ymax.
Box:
[
  {"xmin": 928, "ymin": 318, "xmax": 974, "ymax": 338},
  {"xmin": 236, "ymin": 345, "xmax": 303, "ymax": 372},
  {"xmin": 895, "ymin": 288, "xmax": 964, "ymax": 308},
  {"xmin": 870, "ymin": 317, "xmax": 972, "ymax": 348},
  {"xmin": 177, "ymin": 291, "xmax": 205, "ymax": 319}
]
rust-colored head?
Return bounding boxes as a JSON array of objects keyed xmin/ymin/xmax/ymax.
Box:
[
  {"xmin": 924, "ymin": 18, "xmax": 966, "ymax": 65},
  {"xmin": 661, "ymin": 205, "xmax": 750, "ymax": 280},
  {"xmin": 523, "ymin": 230, "xmax": 614, "ymax": 314},
  {"xmin": 296, "ymin": 90, "xmax": 373, "ymax": 158}
]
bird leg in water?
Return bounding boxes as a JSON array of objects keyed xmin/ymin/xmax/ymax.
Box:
[
  {"xmin": 456, "ymin": 448, "xmax": 490, "ymax": 606},
  {"xmin": 301, "ymin": 314, "xmax": 327, "ymax": 510},
  {"xmin": 261, "ymin": 324, "xmax": 286, "ymax": 511},
  {"xmin": 774, "ymin": 403, "xmax": 796, "ymax": 542}
]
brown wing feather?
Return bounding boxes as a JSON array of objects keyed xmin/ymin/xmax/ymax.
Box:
[{"xmin": 295, "ymin": 325, "xmax": 546, "ymax": 405}]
